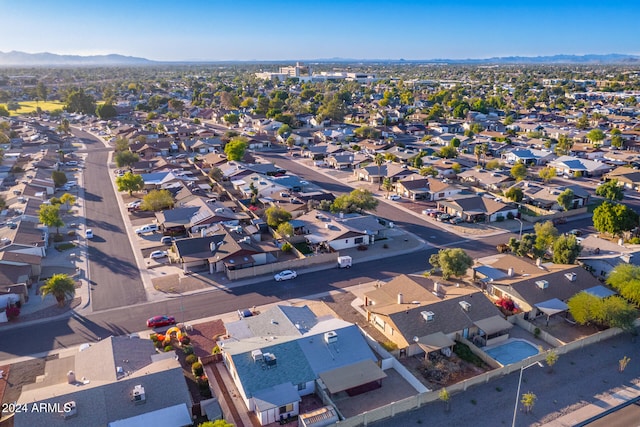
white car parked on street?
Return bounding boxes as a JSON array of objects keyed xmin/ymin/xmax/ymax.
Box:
[{"xmin": 274, "ymin": 270, "xmax": 297, "ymax": 281}]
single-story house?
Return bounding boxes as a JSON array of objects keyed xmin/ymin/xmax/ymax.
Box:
[{"xmin": 437, "ymin": 194, "xmax": 518, "ymax": 223}]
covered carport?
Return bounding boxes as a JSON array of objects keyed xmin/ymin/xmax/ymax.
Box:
[{"xmin": 318, "ymin": 360, "xmax": 387, "ymax": 397}]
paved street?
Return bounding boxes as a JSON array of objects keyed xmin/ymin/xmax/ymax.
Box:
[{"xmin": 73, "ymin": 129, "xmax": 147, "ymax": 311}]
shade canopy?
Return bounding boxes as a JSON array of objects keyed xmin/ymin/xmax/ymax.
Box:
[
  {"xmin": 474, "ymin": 315, "xmax": 513, "ymax": 335},
  {"xmin": 535, "ymin": 298, "xmax": 568, "ymax": 316},
  {"xmin": 319, "ymin": 359, "xmax": 386, "ymax": 394},
  {"xmin": 416, "ymin": 332, "xmax": 456, "ymax": 353}
]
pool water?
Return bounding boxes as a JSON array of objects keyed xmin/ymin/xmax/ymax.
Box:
[{"xmin": 485, "ymin": 340, "xmax": 539, "ymax": 365}]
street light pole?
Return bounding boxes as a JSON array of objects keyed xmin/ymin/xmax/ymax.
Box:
[
  {"xmin": 514, "ymin": 217, "xmax": 523, "ymax": 240},
  {"xmin": 512, "ymin": 361, "xmax": 543, "ymax": 427}
]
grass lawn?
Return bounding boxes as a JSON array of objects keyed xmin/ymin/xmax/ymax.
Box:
[
  {"xmin": 1, "ymin": 100, "xmax": 65, "ymax": 116},
  {"xmin": 293, "ymin": 241, "xmax": 313, "ymax": 255}
]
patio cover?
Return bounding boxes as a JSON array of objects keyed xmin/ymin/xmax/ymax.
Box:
[
  {"xmin": 584, "ymin": 285, "xmax": 616, "ymax": 299},
  {"xmin": 474, "ymin": 266, "xmax": 508, "ymax": 282},
  {"xmin": 474, "ymin": 315, "xmax": 513, "ymax": 335},
  {"xmin": 108, "ymin": 403, "xmax": 191, "ymax": 427},
  {"xmin": 416, "ymin": 332, "xmax": 456, "ymax": 353},
  {"xmin": 535, "ymin": 298, "xmax": 568, "ymax": 316},
  {"xmin": 319, "ymin": 359, "xmax": 386, "ymax": 394}
]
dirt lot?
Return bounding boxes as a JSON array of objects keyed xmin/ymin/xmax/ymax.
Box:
[{"xmin": 0, "ymin": 357, "xmax": 47, "ymax": 422}]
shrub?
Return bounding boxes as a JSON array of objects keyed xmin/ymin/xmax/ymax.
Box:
[
  {"xmin": 182, "ymin": 345, "xmax": 194, "ymax": 355},
  {"xmin": 453, "ymin": 342, "xmax": 485, "ymax": 367},
  {"xmin": 5, "ymin": 306, "xmax": 20, "ymax": 320},
  {"xmin": 357, "ymin": 244, "xmax": 368, "ymax": 251},
  {"xmin": 180, "ymin": 336, "xmax": 191, "ymax": 345},
  {"xmin": 156, "ymin": 334, "xmax": 165, "ymax": 342},
  {"xmin": 496, "ymin": 297, "xmax": 515, "ymax": 312},
  {"xmin": 185, "ymin": 354, "xmax": 198, "ymax": 365},
  {"xmin": 49, "ymin": 197, "xmax": 61, "ymax": 205},
  {"xmin": 150, "ymin": 333, "xmax": 158, "ymax": 342},
  {"xmin": 155, "ymin": 340, "xmax": 164, "ymax": 349},
  {"xmin": 281, "ymin": 242, "xmax": 292, "ymax": 252},
  {"xmin": 196, "ymin": 375, "xmax": 209, "ymax": 389},
  {"xmin": 495, "ymin": 215, "xmax": 505, "ymax": 222},
  {"xmin": 67, "ymin": 230, "xmax": 76, "ymax": 236},
  {"xmin": 53, "ymin": 234, "xmax": 64, "ymax": 242},
  {"xmin": 381, "ymin": 341, "xmax": 398, "ymax": 351},
  {"xmin": 192, "ymin": 361, "xmax": 204, "ymax": 376},
  {"xmin": 211, "ymin": 345, "xmax": 221, "ymax": 355},
  {"xmin": 507, "ymin": 212, "xmax": 515, "ymax": 220},
  {"xmin": 628, "ymin": 237, "xmax": 640, "ymax": 244},
  {"xmin": 164, "ymin": 345, "xmax": 174, "ymax": 352}
]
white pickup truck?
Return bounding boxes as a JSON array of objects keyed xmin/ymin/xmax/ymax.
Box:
[{"xmin": 135, "ymin": 224, "xmax": 158, "ymax": 235}]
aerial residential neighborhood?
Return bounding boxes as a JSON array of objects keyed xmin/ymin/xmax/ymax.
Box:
[{"xmin": 2, "ymin": 2, "xmax": 640, "ymax": 427}]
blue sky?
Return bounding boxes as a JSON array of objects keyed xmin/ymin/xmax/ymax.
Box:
[{"xmin": 2, "ymin": 0, "xmax": 639, "ymax": 61}]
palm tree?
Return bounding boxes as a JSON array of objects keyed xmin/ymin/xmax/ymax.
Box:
[
  {"xmin": 374, "ymin": 153, "xmax": 384, "ymax": 189},
  {"xmin": 40, "ymin": 274, "xmax": 76, "ymax": 307},
  {"xmin": 382, "ymin": 177, "xmax": 394, "ymax": 198},
  {"xmin": 474, "ymin": 143, "xmax": 487, "ymax": 166}
]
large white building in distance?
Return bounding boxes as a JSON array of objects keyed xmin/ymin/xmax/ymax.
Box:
[{"xmin": 256, "ymin": 62, "xmax": 377, "ymax": 83}]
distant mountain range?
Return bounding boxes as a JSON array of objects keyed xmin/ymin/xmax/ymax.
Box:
[
  {"xmin": 0, "ymin": 51, "xmax": 154, "ymax": 66},
  {"xmin": 0, "ymin": 51, "xmax": 639, "ymax": 66}
]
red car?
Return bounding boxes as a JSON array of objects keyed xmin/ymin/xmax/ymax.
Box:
[{"xmin": 146, "ymin": 315, "xmax": 176, "ymax": 328}]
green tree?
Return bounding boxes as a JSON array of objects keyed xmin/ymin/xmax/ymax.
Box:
[
  {"xmin": 419, "ymin": 166, "xmax": 438, "ymax": 177},
  {"xmin": 40, "ymin": 274, "xmax": 75, "ymax": 307},
  {"xmin": 224, "ymin": 138, "xmax": 247, "ymax": 161},
  {"xmin": 552, "ymin": 234, "xmax": 581, "ymax": 264},
  {"xmin": 586, "ymin": 128, "xmax": 606, "ymax": 145},
  {"xmin": 354, "ymin": 126, "xmax": 381, "ymax": 139},
  {"xmin": 505, "ymin": 187, "xmax": 524, "ymax": 203},
  {"xmin": 52, "ymin": 170, "xmax": 68, "ymax": 187},
  {"xmin": 510, "ymin": 162, "xmax": 527, "ymax": 182},
  {"xmin": 438, "ymin": 145, "xmax": 458, "ymax": 159},
  {"xmin": 36, "ymin": 81, "xmax": 48, "ymax": 101},
  {"xmin": 602, "ymin": 296, "xmax": 638, "ymax": 332},
  {"xmin": 607, "ymin": 264, "xmax": 640, "ymax": 306},
  {"xmin": 277, "ymin": 124, "xmax": 292, "ymax": 136},
  {"xmin": 141, "ymin": 189, "xmax": 174, "ymax": 211},
  {"xmin": 198, "ymin": 420, "xmax": 234, "ymax": 427},
  {"xmin": 534, "ymin": 221, "xmax": 558, "ymax": 256},
  {"xmin": 331, "ymin": 189, "xmax": 378, "ymax": 214},
  {"xmin": 521, "ymin": 392, "xmax": 537, "ymax": 414},
  {"xmin": 38, "ymin": 204, "xmax": 64, "ymax": 235},
  {"xmin": 114, "ymin": 137, "xmax": 130, "ymax": 152},
  {"xmin": 64, "ymin": 88, "xmax": 96, "ymax": 114},
  {"xmin": 116, "ymin": 172, "xmax": 144, "ymax": 196},
  {"xmin": 59, "ymin": 193, "xmax": 76, "ymax": 211},
  {"xmin": 596, "ymin": 179, "xmax": 624, "ymax": 201},
  {"xmin": 545, "ymin": 350, "xmax": 559, "ymax": 373},
  {"xmin": 474, "ymin": 143, "xmax": 488, "ymax": 166},
  {"xmin": 57, "ymin": 118, "xmax": 71, "ymax": 135},
  {"xmin": 223, "ymin": 113, "xmax": 239, "ymax": 125},
  {"xmin": 316, "ymin": 93, "xmax": 346, "ymax": 122},
  {"xmin": 276, "ymin": 221, "xmax": 294, "ymax": 238},
  {"xmin": 428, "ymin": 248, "xmax": 473, "ymax": 279},
  {"xmin": 208, "ymin": 167, "xmax": 223, "ymax": 182},
  {"xmin": 575, "ymin": 115, "xmax": 589, "ymax": 130},
  {"xmin": 265, "ymin": 206, "xmax": 292, "ymax": 228},
  {"xmin": 382, "ymin": 177, "xmax": 394, "ymax": 197},
  {"xmin": 538, "ymin": 166, "xmax": 556, "ymax": 183},
  {"xmin": 96, "ymin": 103, "xmax": 117, "ymax": 119},
  {"xmin": 114, "ymin": 151, "xmax": 140, "ymax": 168},
  {"xmin": 568, "ymin": 291, "xmax": 599, "ymax": 325},
  {"xmin": 557, "ymin": 188, "xmax": 574, "ymax": 211},
  {"xmin": 593, "ymin": 201, "xmax": 639, "ymax": 236},
  {"xmin": 555, "ymin": 134, "xmax": 573, "ymax": 156}
]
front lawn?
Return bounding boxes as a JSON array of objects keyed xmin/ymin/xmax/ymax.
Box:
[{"xmin": 1, "ymin": 100, "xmax": 65, "ymax": 116}]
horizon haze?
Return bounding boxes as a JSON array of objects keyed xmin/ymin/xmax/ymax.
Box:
[{"xmin": 2, "ymin": 0, "xmax": 640, "ymax": 62}]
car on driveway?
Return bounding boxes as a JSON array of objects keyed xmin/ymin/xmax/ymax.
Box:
[
  {"xmin": 388, "ymin": 194, "xmax": 401, "ymax": 201},
  {"xmin": 568, "ymin": 229, "xmax": 583, "ymax": 236},
  {"xmin": 149, "ymin": 250, "xmax": 168, "ymax": 259},
  {"xmin": 161, "ymin": 236, "xmax": 174, "ymax": 245},
  {"xmin": 146, "ymin": 315, "xmax": 176, "ymax": 328},
  {"xmin": 437, "ymin": 213, "xmax": 452, "ymax": 222},
  {"xmin": 274, "ymin": 270, "xmax": 297, "ymax": 281},
  {"xmin": 448, "ymin": 217, "xmax": 464, "ymax": 224}
]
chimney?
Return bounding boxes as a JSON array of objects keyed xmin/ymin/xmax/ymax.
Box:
[
  {"xmin": 397, "ymin": 293, "xmax": 404, "ymax": 304},
  {"xmin": 67, "ymin": 371, "xmax": 76, "ymax": 384},
  {"xmin": 507, "ymin": 267, "xmax": 514, "ymax": 277}
]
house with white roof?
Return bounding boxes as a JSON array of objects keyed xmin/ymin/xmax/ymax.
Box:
[
  {"xmin": 547, "ymin": 155, "xmax": 612, "ymax": 177},
  {"xmin": 219, "ymin": 305, "xmax": 385, "ymax": 425}
]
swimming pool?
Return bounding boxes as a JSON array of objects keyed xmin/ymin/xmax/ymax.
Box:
[{"xmin": 485, "ymin": 339, "xmax": 539, "ymax": 365}]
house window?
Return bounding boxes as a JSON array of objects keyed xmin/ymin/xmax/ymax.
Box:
[
  {"xmin": 438, "ymin": 192, "xmax": 444, "ymax": 198},
  {"xmin": 354, "ymin": 237, "xmax": 364, "ymax": 244},
  {"xmin": 298, "ymin": 383, "xmax": 305, "ymax": 391},
  {"xmin": 279, "ymin": 404, "xmax": 294, "ymax": 414}
]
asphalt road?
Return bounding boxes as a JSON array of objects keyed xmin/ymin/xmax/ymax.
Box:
[
  {"xmin": 72, "ymin": 129, "xmax": 147, "ymax": 311},
  {"xmin": 0, "ymin": 249, "xmax": 431, "ymax": 360}
]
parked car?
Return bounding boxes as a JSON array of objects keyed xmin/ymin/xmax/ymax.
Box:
[
  {"xmin": 237, "ymin": 308, "xmax": 254, "ymax": 319},
  {"xmin": 274, "ymin": 270, "xmax": 297, "ymax": 281},
  {"xmin": 448, "ymin": 217, "xmax": 464, "ymax": 224},
  {"xmin": 149, "ymin": 250, "xmax": 168, "ymax": 259},
  {"xmin": 85, "ymin": 229, "xmax": 94, "ymax": 239},
  {"xmin": 160, "ymin": 236, "xmax": 174, "ymax": 245},
  {"xmin": 568, "ymin": 229, "xmax": 583, "ymax": 236},
  {"xmin": 437, "ymin": 213, "xmax": 452, "ymax": 222},
  {"xmin": 136, "ymin": 224, "xmax": 158, "ymax": 235},
  {"xmin": 388, "ymin": 194, "xmax": 401, "ymax": 201},
  {"xmin": 422, "ymin": 209, "xmax": 437, "ymax": 216},
  {"xmin": 146, "ymin": 315, "xmax": 176, "ymax": 328},
  {"xmin": 65, "ymin": 161, "xmax": 78, "ymax": 167}
]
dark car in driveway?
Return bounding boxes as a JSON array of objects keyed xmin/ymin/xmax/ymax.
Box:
[{"xmin": 146, "ymin": 315, "xmax": 176, "ymax": 328}]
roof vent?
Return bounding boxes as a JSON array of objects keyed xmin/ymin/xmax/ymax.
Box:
[
  {"xmin": 131, "ymin": 385, "xmax": 146, "ymax": 404},
  {"xmin": 459, "ymin": 301, "xmax": 471, "ymax": 312},
  {"xmin": 251, "ymin": 349, "xmax": 263, "ymax": 363},
  {"xmin": 536, "ymin": 280, "xmax": 549, "ymax": 289},
  {"xmin": 263, "ymin": 352, "xmax": 277, "ymax": 367},
  {"xmin": 324, "ymin": 331, "xmax": 338, "ymax": 344},
  {"xmin": 397, "ymin": 293, "xmax": 403, "ymax": 304},
  {"xmin": 421, "ymin": 311, "xmax": 435, "ymax": 322},
  {"xmin": 565, "ymin": 272, "xmax": 577, "ymax": 282}
]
